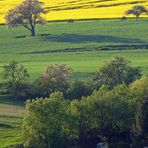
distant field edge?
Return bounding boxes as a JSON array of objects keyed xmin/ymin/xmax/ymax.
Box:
[{"xmin": 1, "ymin": 17, "xmax": 148, "ymax": 25}]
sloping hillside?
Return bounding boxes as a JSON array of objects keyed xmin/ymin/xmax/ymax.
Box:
[{"xmin": 0, "ymin": 0, "xmax": 148, "ymax": 23}]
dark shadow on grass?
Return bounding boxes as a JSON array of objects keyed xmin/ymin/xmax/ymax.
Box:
[
  {"xmin": 0, "ymin": 123, "xmax": 13, "ymax": 128},
  {"xmin": 39, "ymin": 33, "xmax": 144, "ymax": 44},
  {"xmin": 20, "ymin": 44, "xmax": 148, "ymax": 54},
  {"xmin": 0, "ymin": 95, "xmax": 24, "ymax": 107},
  {"xmin": 17, "ymin": 33, "xmax": 147, "ymax": 54},
  {"xmin": 39, "ymin": 34, "xmax": 52, "ymax": 37},
  {"xmin": 15, "ymin": 35, "xmax": 26, "ymax": 38}
]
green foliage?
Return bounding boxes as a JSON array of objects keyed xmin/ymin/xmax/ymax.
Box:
[
  {"xmin": 3, "ymin": 61, "xmax": 29, "ymax": 83},
  {"xmin": 31, "ymin": 76, "xmax": 50, "ymax": 98},
  {"xmin": 2, "ymin": 58, "xmax": 146, "ymax": 147},
  {"xmin": 3, "ymin": 61, "xmax": 30, "ymax": 99},
  {"xmin": 130, "ymin": 76, "xmax": 148, "ymax": 96},
  {"xmin": 96, "ymin": 56, "xmax": 141, "ymax": 89},
  {"xmin": 81, "ymin": 85, "xmax": 135, "ymax": 142},
  {"xmin": 23, "ymin": 92, "xmax": 78, "ymax": 148},
  {"xmin": 23, "ymin": 84, "xmax": 138, "ymax": 147},
  {"xmin": 132, "ymin": 92, "xmax": 148, "ymax": 147},
  {"xmin": 129, "ymin": 76, "xmax": 148, "ymax": 108},
  {"xmin": 66, "ymin": 80, "xmax": 95, "ymax": 99}
]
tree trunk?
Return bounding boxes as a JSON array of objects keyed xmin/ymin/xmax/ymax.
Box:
[
  {"xmin": 79, "ymin": 127, "xmax": 88, "ymax": 148},
  {"xmin": 136, "ymin": 15, "xmax": 139, "ymax": 21},
  {"xmin": 31, "ymin": 25, "xmax": 35, "ymax": 36}
]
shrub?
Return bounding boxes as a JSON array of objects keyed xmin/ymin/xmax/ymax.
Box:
[
  {"xmin": 3, "ymin": 61, "xmax": 30, "ymax": 100},
  {"xmin": 23, "ymin": 92, "xmax": 78, "ymax": 148},
  {"xmin": 96, "ymin": 56, "xmax": 141, "ymax": 89},
  {"xmin": 66, "ymin": 80, "xmax": 94, "ymax": 99},
  {"xmin": 31, "ymin": 64, "xmax": 72, "ymax": 98}
]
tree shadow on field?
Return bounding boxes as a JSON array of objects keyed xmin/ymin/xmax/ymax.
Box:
[
  {"xmin": 19, "ymin": 33, "xmax": 147, "ymax": 54},
  {"xmin": 0, "ymin": 123, "xmax": 13, "ymax": 129},
  {"xmin": 39, "ymin": 33, "xmax": 144, "ymax": 44},
  {"xmin": 15, "ymin": 35, "xmax": 26, "ymax": 38}
]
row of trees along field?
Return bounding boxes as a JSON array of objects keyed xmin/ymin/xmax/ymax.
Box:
[
  {"xmin": 5, "ymin": 0, "xmax": 148, "ymax": 36},
  {"xmin": 1, "ymin": 56, "xmax": 148, "ymax": 147}
]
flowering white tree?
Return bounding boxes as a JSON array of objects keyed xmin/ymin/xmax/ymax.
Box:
[{"xmin": 5, "ymin": 0, "xmax": 46, "ymax": 36}]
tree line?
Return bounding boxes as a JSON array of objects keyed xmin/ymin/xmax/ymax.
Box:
[
  {"xmin": 23, "ymin": 79, "xmax": 148, "ymax": 148},
  {"xmin": 1, "ymin": 56, "xmax": 148, "ymax": 147},
  {"xmin": 1, "ymin": 56, "xmax": 141, "ymax": 101},
  {"xmin": 5, "ymin": 0, "xmax": 148, "ymax": 36}
]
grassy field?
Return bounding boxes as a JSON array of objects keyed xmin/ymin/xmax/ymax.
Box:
[
  {"xmin": 0, "ymin": 18, "xmax": 148, "ymax": 147},
  {"xmin": 0, "ymin": 97, "xmax": 24, "ymax": 148},
  {"xmin": 0, "ymin": 19, "xmax": 148, "ymax": 81},
  {"xmin": 0, "ymin": 0, "xmax": 148, "ymax": 23}
]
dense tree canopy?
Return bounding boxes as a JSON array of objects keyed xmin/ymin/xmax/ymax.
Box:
[
  {"xmin": 23, "ymin": 92, "xmax": 77, "ymax": 148},
  {"xmin": 23, "ymin": 83, "xmax": 141, "ymax": 147}
]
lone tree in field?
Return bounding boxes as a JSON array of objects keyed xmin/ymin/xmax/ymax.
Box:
[
  {"xmin": 125, "ymin": 5, "xmax": 148, "ymax": 20},
  {"xmin": 5, "ymin": 0, "xmax": 46, "ymax": 36}
]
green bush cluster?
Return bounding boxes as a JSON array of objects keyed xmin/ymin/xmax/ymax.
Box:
[
  {"xmin": 23, "ymin": 77, "xmax": 148, "ymax": 147},
  {"xmin": 1, "ymin": 56, "xmax": 147, "ymax": 147},
  {"xmin": 1, "ymin": 56, "xmax": 142, "ymax": 101}
]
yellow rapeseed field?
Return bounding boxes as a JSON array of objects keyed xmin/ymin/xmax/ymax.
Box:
[{"xmin": 0, "ymin": 0, "xmax": 148, "ymax": 23}]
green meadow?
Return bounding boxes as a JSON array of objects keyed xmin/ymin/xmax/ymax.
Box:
[
  {"xmin": 0, "ymin": 97, "xmax": 24, "ymax": 148},
  {"xmin": 0, "ymin": 19, "xmax": 148, "ymax": 81},
  {"xmin": 0, "ymin": 19, "xmax": 148, "ymax": 147}
]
